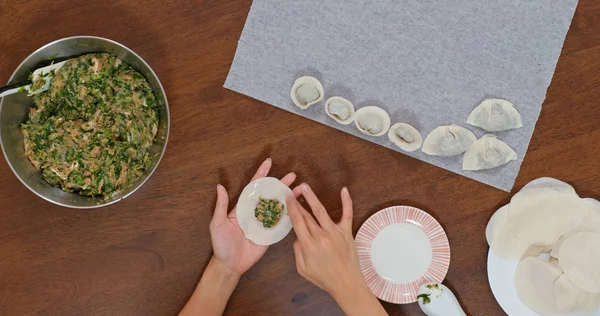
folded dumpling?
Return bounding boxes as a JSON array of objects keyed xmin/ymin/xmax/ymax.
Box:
[
  {"xmin": 462, "ymin": 134, "xmax": 517, "ymax": 170},
  {"xmin": 466, "ymin": 99, "xmax": 523, "ymax": 132},
  {"xmin": 388, "ymin": 123, "xmax": 422, "ymax": 152},
  {"xmin": 354, "ymin": 106, "xmax": 391, "ymax": 136},
  {"xmin": 422, "ymin": 125, "xmax": 477, "ymax": 156},
  {"xmin": 290, "ymin": 76, "xmax": 324, "ymax": 109}
]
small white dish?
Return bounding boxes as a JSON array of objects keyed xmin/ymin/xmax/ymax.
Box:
[
  {"xmin": 235, "ymin": 177, "xmax": 293, "ymax": 246},
  {"xmin": 371, "ymin": 223, "xmax": 432, "ymax": 284},
  {"xmin": 355, "ymin": 206, "xmax": 450, "ymax": 304}
]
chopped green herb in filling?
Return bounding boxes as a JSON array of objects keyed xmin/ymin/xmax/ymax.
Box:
[
  {"xmin": 417, "ymin": 293, "xmax": 431, "ymax": 305},
  {"xmin": 254, "ymin": 197, "xmax": 284, "ymax": 228},
  {"xmin": 21, "ymin": 53, "xmax": 159, "ymax": 198},
  {"xmin": 426, "ymin": 284, "xmax": 439, "ymax": 290},
  {"xmin": 30, "ymin": 75, "xmax": 46, "ymax": 92}
]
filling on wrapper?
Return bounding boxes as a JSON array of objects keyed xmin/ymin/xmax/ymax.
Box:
[
  {"xmin": 235, "ymin": 177, "xmax": 293, "ymax": 246},
  {"xmin": 255, "ymin": 197, "xmax": 284, "ymax": 228}
]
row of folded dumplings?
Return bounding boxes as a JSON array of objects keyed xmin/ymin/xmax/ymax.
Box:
[{"xmin": 290, "ymin": 76, "xmax": 522, "ymax": 171}]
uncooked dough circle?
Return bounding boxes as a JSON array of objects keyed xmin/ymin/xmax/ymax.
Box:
[
  {"xmin": 514, "ymin": 257, "xmax": 562, "ymax": 315},
  {"xmin": 508, "ymin": 187, "xmax": 582, "ymax": 246},
  {"xmin": 486, "ymin": 205, "xmax": 544, "ymax": 260},
  {"xmin": 520, "ymin": 177, "xmax": 579, "ymax": 197},
  {"xmin": 554, "ymin": 274, "xmax": 600, "ymax": 314},
  {"xmin": 235, "ymin": 177, "xmax": 293, "ymax": 246},
  {"xmin": 559, "ymin": 231, "xmax": 600, "ymax": 294}
]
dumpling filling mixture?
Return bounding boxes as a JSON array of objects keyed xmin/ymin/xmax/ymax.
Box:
[
  {"xmin": 21, "ymin": 53, "xmax": 159, "ymax": 198},
  {"xmin": 254, "ymin": 197, "xmax": 284, "ymax": 228}
]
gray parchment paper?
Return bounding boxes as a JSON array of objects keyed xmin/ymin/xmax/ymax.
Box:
[{"xmin": 225, "ymin": 0, "xmax": 579, "ymax": 192}]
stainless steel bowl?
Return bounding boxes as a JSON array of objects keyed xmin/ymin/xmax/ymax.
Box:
[{"xmin": 0, "ymin": 36, "xmax": 170, "ymax": 208}]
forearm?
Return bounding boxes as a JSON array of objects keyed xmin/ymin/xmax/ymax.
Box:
[
  {"xmin": 179, "ymin": 256, "xmax": 240, "ymax": 316},
  {"xmin": 332, "ymin": 282, "xmax": 388, "ymax": 316}
]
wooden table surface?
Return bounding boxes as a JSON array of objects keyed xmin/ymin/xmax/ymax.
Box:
[{"xmin": 1, "ymin": 1, "xmax": 600, "ymax": 315}]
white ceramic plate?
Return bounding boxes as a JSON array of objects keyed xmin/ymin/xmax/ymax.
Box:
[
  {"xmin": 355, "ymin": 206, "xmax": 450, "ymax": 304},
  {"xmin": 487, "ymin": 250, "xmax": 600, "ymax": 316},
  {"xmin": 235, "ymin": 177, "xmax": 293, "ymax": 246}
]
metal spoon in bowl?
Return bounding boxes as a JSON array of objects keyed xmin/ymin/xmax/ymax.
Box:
[{"xmin": 0, "ymin": 60, "xmax": 68, "ymax": 98}]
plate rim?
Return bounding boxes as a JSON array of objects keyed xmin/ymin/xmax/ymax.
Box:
[{"xmin": 355, "ymin": 205, "xmax": 451, "ymax": 304}]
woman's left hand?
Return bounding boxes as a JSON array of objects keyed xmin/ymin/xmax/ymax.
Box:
[
  {"xmin": 180, "ymin": 159, "xmax": 297, "ymax": 316},
  {"xmin": 209, "ymin": 158, "xmax": 297, "ymax": 277}
]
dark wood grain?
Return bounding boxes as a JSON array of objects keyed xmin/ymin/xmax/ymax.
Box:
[{"xmin": 0, "ymin": 1, "xmax": 598, "ymax": 315}]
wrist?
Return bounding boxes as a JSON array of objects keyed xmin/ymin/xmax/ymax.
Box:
[
  {"xmin": 331, "ymin": 281, "xmax": 386, "ymax": 316},
  {"xmin": 331, "ymin": 280, "xmax": 370, "ymax": 303},
  {"xmin": 205, "ymin": 256, "xmax": 241, "ymax": 286},
  {"xmin": 180, "ymin": 257, "xmax": 241, "ymax": 316}
]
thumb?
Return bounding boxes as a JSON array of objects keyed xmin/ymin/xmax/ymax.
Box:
[{"xmin": 211, "ymin": 184, "xmax": 229, "ymax": 226}]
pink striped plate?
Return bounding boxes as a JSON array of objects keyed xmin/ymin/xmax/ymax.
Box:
[{"xmin": 355, "ymin": 206, "xmax": 450, "ymax": 304}]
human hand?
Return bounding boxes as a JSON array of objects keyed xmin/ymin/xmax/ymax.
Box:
[
  {"xmin": 180, "ymin": 159, "xmax": 297, "ymax": 316},
  {"xmin": 209, "ymin": 158, "xmax": 296, "ymax": 278},
  {"xmin": 287, "ymin": 184, "xmax": 387, "ymax": 316}
]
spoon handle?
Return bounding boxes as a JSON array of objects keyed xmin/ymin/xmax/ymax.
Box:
[{"xmin": 0, "ymin": 80, "xmax": 31, "ymax": 98}]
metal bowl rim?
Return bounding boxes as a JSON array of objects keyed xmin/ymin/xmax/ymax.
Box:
[{"xmin": 0, "ymin": 35, "xmax": 170, "ymax": 209}]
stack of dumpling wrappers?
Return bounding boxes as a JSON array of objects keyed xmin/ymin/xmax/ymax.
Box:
[{"xmin": 486, "ymin": 178, "xmax": 600, "ymax": 315}]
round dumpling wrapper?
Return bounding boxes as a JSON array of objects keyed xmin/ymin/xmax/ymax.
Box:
[
  {"xmin": 515, "ymin": 257, "xmax": 562, "ymax": 315},
  {"xmin": 578, "ymin": 198, "xmax": 600, "ymax": 233},
  {"xmin": 520, "ymin": 177, "xmax": 579, "ymax": 197},
  {"xmin": 559, "ymin": 231, "xmax": 600, "ymax": 294},
  {"xmin": 519, "ymin": 178, "xmax": 584, "ymax": 236},
  {"xmin": 551, "ymin": 198, "xmax": 600, "ymax": 258},
  {"xmin": 554, "ymin": 274, "xmax": 600, "ymax": 314},
  {"xmin": 235, "ymin": 177, "xmax": 293, "ymax": 246},
  {"xmin": 486, "ymin": 205, "xmax": 544, "ymax": 259},
  {"xmin": 508, "ymin": 187, "xmax": 584, "ymax": 246}
]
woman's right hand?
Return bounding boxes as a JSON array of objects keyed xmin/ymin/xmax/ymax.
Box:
[{"xmin": 286, "ymin": 183, "xmax": 388, "ymax": 316}]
